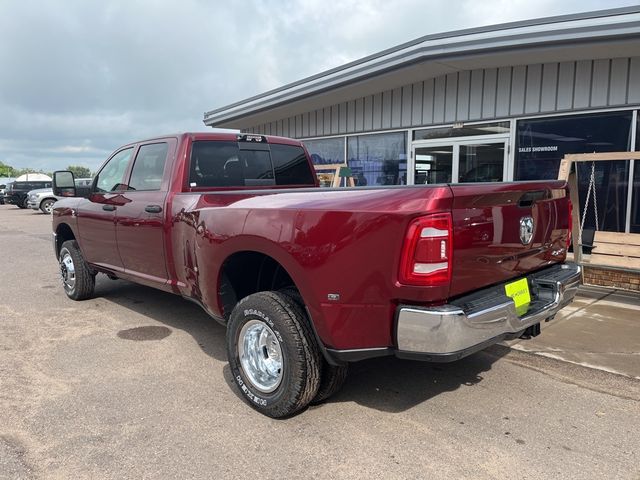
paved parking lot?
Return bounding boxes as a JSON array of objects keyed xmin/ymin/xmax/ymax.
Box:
[{"xmin": 1, "ymin": 204, "xmax": 639, "ymax": 480}]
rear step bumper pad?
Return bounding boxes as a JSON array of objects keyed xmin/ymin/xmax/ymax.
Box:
[{"xmin": 395, "ymin": 263, "xmax": 581, "ymax": 360}]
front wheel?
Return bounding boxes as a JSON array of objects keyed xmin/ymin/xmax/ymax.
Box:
[
  {"xmin": 40, "ymin": 198, "xmax": 55, "ymax": 214},
  {"xmin": 59, "ymin": 240, "xmax": 95, "ymax": 300},
  {"xmin": 226, "ymin": 291, "xmax": 321, "ymax": 418}
]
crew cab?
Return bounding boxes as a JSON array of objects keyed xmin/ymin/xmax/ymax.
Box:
[{"xmin": 51, "ymin": 132, "xmax": 580, "ymax": 417}]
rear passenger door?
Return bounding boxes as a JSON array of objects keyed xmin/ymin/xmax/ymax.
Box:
[{"xmin": 115, "ymin": 140, "xmax": 175, "ymax": 286}]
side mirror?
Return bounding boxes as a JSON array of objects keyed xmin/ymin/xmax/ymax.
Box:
[{"xmin": 53, "ymin": 171, "xmax": 76, "ymax": 197}]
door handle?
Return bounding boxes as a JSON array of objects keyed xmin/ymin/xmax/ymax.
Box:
[
  {"xmin": 145, "ymin": 205, "xmax": 163, "ymax": 214},
  {"xmin": 102, "ymin": 204, "xmax": 116, "ymax": 211}
]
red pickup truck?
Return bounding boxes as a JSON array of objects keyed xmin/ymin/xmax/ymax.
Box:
[{"xmin": 52, "ymin": 132, "xmax": 580, "ymax": 417}]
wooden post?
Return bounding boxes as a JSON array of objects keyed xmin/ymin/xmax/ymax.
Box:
[{"xmin": 567, "ymin": 170, "xmax": 582, "ymax": 267}]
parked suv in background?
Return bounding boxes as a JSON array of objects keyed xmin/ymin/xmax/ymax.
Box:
[
  {"xmin": 27, "ymin": 178, "xmax": 93, "ymax": 214},
  {"xmin": 4, "ymin": 181, "xmax": 52, "ymax": 208},
  {"xmin": 0, "ymin": 184, "xmax": 8, "ymax": 204}
]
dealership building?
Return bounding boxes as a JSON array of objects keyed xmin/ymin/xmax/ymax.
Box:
[{"xmin": 204, "ymin": 7, "xmax": 640, "ymax": 236}]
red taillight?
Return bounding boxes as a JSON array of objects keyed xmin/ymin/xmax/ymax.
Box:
[{"xmin": 399, "ymin": 213, "xmax": 452, "ymax": 286}]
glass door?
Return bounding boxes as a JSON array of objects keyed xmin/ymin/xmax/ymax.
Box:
[
  {"xmin": 411, "ymin": 137, "xmax": 509, "ymax": 184},
  {"xmin": 458, "ymin": 142, "xmax": 506, "ymax": 183},
  {"xmin": 414, "ymin": 146, "xmax": 453, "ymax": 184}
]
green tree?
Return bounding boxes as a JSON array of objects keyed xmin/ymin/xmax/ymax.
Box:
[
  {"xmin": 67, "ymin": 165, "xmax": 92, "ymax": 178},
  {"xmin": 0, "ymin": 161, "xmax": 16, "ymax": 177}
]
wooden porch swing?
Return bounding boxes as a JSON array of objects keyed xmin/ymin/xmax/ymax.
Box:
[{"xmin": 558, "ymin": 152, "xmax": 640, "ymax": 272}]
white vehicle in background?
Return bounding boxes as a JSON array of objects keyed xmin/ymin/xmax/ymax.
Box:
[{"xmin": 27, "ymin": 178, "xmax": 93, "ymax": 214}]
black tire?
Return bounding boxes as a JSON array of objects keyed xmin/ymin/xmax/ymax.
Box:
[
  {"xmin": 59, "ymin": 240, "xmax": 95, "ymax": 300},
  {"xmin": 311, "ymin": 363, "xmax": 349, "ymax": 405},
  {"xmin": 226, "ymin": 291, "xmax": 321, "ymax": 418},
  {"xmin": 17, "ymin": 200, "xmax": 27, "ymax": 209},
  {"xmin": 40, "ymin": 198, "xmax": 55, "ymax": 214},
  {"xmin": 278, "ymin": 287, "xmax": 349, "ymax": 404}
]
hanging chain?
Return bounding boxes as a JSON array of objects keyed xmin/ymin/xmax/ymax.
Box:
[
  {"xmin": 591, "ymin": 162, "xmax": 599, "ymax": 230},
  {"xmin": 579, "ymin": 161, "xmax": 599, "ymax": 238}
]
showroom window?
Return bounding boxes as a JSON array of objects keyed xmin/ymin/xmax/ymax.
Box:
[
  {"xmin": 516, "ymin": 111, "xmax": 633, "ymax": 232},
  {"xmin": 347, "ymin": 132, "xmax": 407, "ymax": 186},
  {"xmin": 303, "ymin": 137, "xmax": 345, "ymax": 165}
]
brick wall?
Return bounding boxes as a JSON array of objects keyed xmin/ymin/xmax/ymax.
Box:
[{"xmin": 582, "ymin": 266, "xmax": 640, "ymax": 292}]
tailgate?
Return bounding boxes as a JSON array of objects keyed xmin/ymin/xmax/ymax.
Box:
[{"xmin": 448, "ymin": 181, "xmax": 570, "ymax": 298}]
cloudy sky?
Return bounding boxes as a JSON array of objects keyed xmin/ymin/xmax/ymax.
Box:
[{"xmin": 0, "ymin": 0, "xmax": 637, "ymax": 173}]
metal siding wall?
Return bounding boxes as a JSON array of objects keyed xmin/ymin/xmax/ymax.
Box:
[
  {"xmin": 364, "ymin": 95, "xmax": 373, "ymax": 130},
  {"xmin": 248, "ymin": 57, "xmax": 639, "ymax": 137},
  {"xmin": 556, "ymin": 62, "xmax": 575, "ymax": 111},
  {"xmin": 401, "ymin": 85, "xmax": 413, "ymax": 127},
  {"xmin": 412, "ymin": 81, "xmax": 423, "ymax": 125},
  {"xmin": 457, "ymin": 71, "xmax": 471, "ymax": 121},
  {"xmin": 309, "ymin": 111, "xmax": 317, "ymax": 137},
  {"xmin": 338, "ymin": 103, "xmax": 347, "ymax": 134},
  {"xmin": 495, "ymin": 67, "xmax": 512, "ymax": 117},
  {"xmin": 355, "ymin": 98, "xmax": 364, "ymax": 132},
  {"xmin": 510, "ymin": 65, "xmax": 527, "ymax": 115},
  {"xmin": 331, "ymin": 105, "xmax": 339, "ymax": 135},
  {"xmin": 540, "ymin": 63, "xmax": 558, "ymax": 112},
  {"xmin": 525, "ymin": 64, "xmax": 542, "ymax": 114},
  {"xmin": 372, "ymin": 93, "xmax": 383, "ymax": 130},
  {"xmin": 629, "ymin": 58, "xmax": 640, "ymax": 103},
  {"xmin": 609, "ymin": 58, "xmax": 629, "ymax": 105},
  {"xmin": 316, "ymin": 109, "xmax": 323, "ymax": 136},
  {"xmin": 482, "ymin": 68, "xmax": 498, "ymax": 119},
  {"xmin": 444, "ymin": 73, "xmax": 458, "ymax": 122},
  {"xmin": 296, "ymin": 114, "xmax": 303, "ymax": 137},
  {"xmin": 573, "ymin": 60, "xmax": 592, "ymax": 109},
  {"xmin": 391, "ymin": 87, "xmax": 402, "ymax": 128},
  {"xmin": 469, "ymin": 69, "xmax": 483, "ymax": 120},
  {"xmin": 591, "ymin": 59, "xmax": 610, "ymax": 107},
  {"xmin": 323, "ymin": 107, "xmax": 331, "ymax": 135},
  {"xmin": 346, "ymin": 100, "xmax": 355, "ymax": 132},
  {"xmin": 382, "ymin": 90, "xmax": 393, "ymax": 129},
  {"xmin": 433, "ymin": 76, "xmax": 446, "ymax": 123},
  {"xmin": 422, "ymin": 79, "xmax": 434, "ymax": 124}
]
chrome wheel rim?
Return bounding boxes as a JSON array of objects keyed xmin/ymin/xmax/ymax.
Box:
[
  {"xmin": 60, "ymin": 250, "xmax": 76, "ymax": 291},
  {"xmin": 44, "ymin": 201, "xmax": 53, "ymax": 213},
  {"xmin": 238, "ymin": 320, "xmax": 283, "ymax": 393}
]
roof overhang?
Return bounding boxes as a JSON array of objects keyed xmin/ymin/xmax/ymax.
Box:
[{"xmin": 204, "ymin": 7, "xmax": 640, "ymax": 129}]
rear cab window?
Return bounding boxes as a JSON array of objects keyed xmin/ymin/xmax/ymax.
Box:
[{"xmin": 188, "ymin": 137, "xmax": 316, "ymax": 189}]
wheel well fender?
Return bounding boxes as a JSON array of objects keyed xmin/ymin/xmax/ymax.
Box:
[{"xmin": 55, "ymin": 223, "xmax": 76, "ymax": 258}]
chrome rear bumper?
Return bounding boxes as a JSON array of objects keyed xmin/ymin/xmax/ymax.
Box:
[{"xmin": 395, "ymin": 263, "xmax": 581, "ymax": 360}]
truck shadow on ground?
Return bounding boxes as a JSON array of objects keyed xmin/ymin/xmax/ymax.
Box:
[
  {"xmin": 96, "ymin": 277, "xmax": 510, "ymax": 415},
  {"xmin": 323, "ymin": 347, "xmax": 509, "ymax": 413}
]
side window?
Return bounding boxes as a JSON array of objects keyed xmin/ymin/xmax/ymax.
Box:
[
  {"xmin": 95, "ymin": 148, "xmax": 133, "ymax": 193},
  {"xmin": 128, "ymin": 143, "xmax": 168, "ymax": 191},
  {"xmin": 270, "ymin": 144, "xmax": 315, "ymax": 185}
]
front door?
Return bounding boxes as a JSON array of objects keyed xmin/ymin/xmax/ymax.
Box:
[
  {"xmin": 412, "ymin": 137, "xmax": 509, "ymax": 184},
  {"xmin": 115, "ymin": 140, "xmax": 173, "ymax": 286},
  {"xmin": 76, "ymin": 147, "xmax": 134, "ymax": 271}
]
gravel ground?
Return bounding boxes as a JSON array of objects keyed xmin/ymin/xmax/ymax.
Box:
[{"xmin": 1, "ymin": 204, "xmax": 639, "ymax": 480}]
